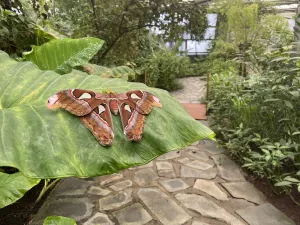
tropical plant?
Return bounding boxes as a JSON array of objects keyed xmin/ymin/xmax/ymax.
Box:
[
  {"xmin": 205, "ymin": 0, "xmax": 293, "ymax": 77},
  {"xmin": 24, "ymin": 37, "xmax": 104, "ymax": 74},
  {"xmin": 0, "ymin": 50, "xmax": 214, "ymax": 208},
  {"xmin": 0, "ymin": 0, "xmax": 62, "ymax": 55},
  {"xmin": 208, "ymin": 48, "xmax": 300, "ymax": 196},
  {"xmin": 81, "ymin": 63, "xmax": 136, "ymax": 80},
  {"xmin": 52, "ymin": 0, "xmax": 208, "ymax": 64}
]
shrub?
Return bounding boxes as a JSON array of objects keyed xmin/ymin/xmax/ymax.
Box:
[
  {"xmin": 138, "ymin": 50, "xmax": 193, "ymax": 91},
  {"xmin": 208, "ymin": 60, "xmax": 300, "ymax": 195}
]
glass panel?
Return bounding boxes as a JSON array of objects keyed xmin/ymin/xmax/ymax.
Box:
[
  {"xmin": 207, "ymin": 14, "xmax": 218, "ymax": 27},
  {"xmin": 186, "ymin": 40, "xmax": 196, "ymax": 53},
  {"xmin": 204, "ymin": 27, "xmax": 216, "ymax": 39},
  {"xmin": 195, "ymin": 40, "xmax": 212, "ymax": 53}
]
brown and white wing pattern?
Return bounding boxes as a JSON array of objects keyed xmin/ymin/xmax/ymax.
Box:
[
  {"xmin": 118, "ymin": 101, "xmax": 146, "ymax": 142},
  {"xmin": 122, "ymin": 90, "xmax": 162, "ymax": 115},
  {"xmin": 47, "ymin": 89, "xmax": 114, "ymax": 146},
  {"xmin": 117, "ymin": 90, "xmax": 162, "ymax": 142},
  {"xmin": 80, "ymin": 103, "xmax": 114, "ymax": 146},
  {"xmin": 47, "ymin": 89, "xmax": 103, "ymax": 116},
  {"xmin": 47, "ymin": 89, "xmax": 162, "ymax": 146}
]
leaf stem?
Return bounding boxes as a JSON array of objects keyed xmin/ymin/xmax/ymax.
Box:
[{"xmin": 36, "ymin": 178, "xmax": 61, "ymax": 203}]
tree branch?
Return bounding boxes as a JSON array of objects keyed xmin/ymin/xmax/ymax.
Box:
[{"xmin": 100, "ymin": 24, "xmax": 156, "ymax": 60}]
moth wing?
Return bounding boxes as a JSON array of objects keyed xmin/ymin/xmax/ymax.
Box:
[
  {"xmin": 47, "ymin": 89, "xmax": 105, "ymax": 116},
  {"xmin": 118, "ymin": 101, "xmax": 146, "ymax": 142},
  {"xmin": 80, "ymin": 102, "xmax": 114, "ymax": 146},
  {"xmin": 122, "ymin": 90, "xmax": 162, "ymax": 115}
]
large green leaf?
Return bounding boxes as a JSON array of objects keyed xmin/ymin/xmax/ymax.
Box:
[
  {"xmin": 0, "ymin": 51, "xmax": 214, "ymax": 179},
  {"xmin": 0, "ymin": 172, "xmax": 40, "ymax": 208},
  {"xmin": 82, "ymin": 63, "xmax": 135, "ymax": 80},
  {"xmin": 24, "ymin": 38, "xmax": 104, "ymax": 74},
  {"xmin": 43, "ymin": 216, "xmax": 77, "ymax": 225},
  {"xmin": 35, "ymin": 25, "xmax": 67, "ymax": 45}
]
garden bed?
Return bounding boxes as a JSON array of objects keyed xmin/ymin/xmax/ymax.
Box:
[
  {"xmin": 0, "ymin": 181, "xmax": 57, "ymax": 225},
  {"xmin": 247, "ymin": 175, "xmax": 300, "ymax": 225}
]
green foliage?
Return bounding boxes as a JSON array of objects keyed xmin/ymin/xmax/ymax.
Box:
[
  {"xmin": 0, "ymin": 172, "xmax": 40, "ymax": 208},
  {"xmin": 81, "ymin": 64, "xmax": 135, "ymax": 80},
  {"xmin": 195, "ymin": 40, "xmax": 239, "ymax": 75},
  {"xmin": 0, "ymin": 0, "xmax": 61, "ymax": 55},
  {"xmin": 208, "ymin": 49, "xmax": 300, "ymax": 194},
  {"xmin": 52, "ymin": 0, "xmax": 207, "ymax": 64},
  {"xmin": 203, "ymin": 0, "xmax": 293, "ymax": 77},
  {"xmin": 24, "ymin": 37, "xmax": 104, "ymax": 74},
  {"xmin": 227, "ymin": 3, "xmax": 259, "ymax": 45},
  {"xmin": 138, "ymin": 50, "xmax": 192, "ymax": 91},
  {"xmin": 43, "ymin": 216, "xmax": 76, "ymax": 225},
  {"xmin": 0, "ymin": 50, "xmax": 214, "ymax": 180}
]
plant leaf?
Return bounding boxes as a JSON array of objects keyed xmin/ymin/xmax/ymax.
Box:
[
  {"xmin": 0, "ymin": 172, "xmax": 40, "ymax": 208},
  {"xmin": 24, "ymin": 38, "xmax": 104, "ymax": 74},
  {"xmin": 43, "ymin": 216, "xmax": 77, "ymax": 225},
  {"xmin": 0, "ymin": 51, "xmax": 214, "ymax": 179},
  {"xmin": 284, "ymin": 100, "xmax": 294, "ymax": 109},
  {"xmin": 289, "ymin": 91, "xmax": 300, "ymax": 97},
  {"xmin": 35, "ymin": 25, "xmax": 67, "ymax": 45},
  {"xmin": 274, "ymin": 181, "xmax": 292, "ymax": 186},
  {"xmin": 82, "ymin": 64, "xmax": 135, "ymax": 80},
  {"xmin": 284, "ymin": 177, "xmax": 300, "ymax": 183}
]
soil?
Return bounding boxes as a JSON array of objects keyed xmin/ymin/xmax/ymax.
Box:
[
  {"xmin": 247, "ymin": 175, "xmax": 300, "ymax": 225},
  {"xmin": 0, "ymin": 180, "xmax": 57, "ymax": 225}
]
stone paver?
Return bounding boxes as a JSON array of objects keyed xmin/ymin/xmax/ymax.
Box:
[
  {"xmin": 175, "ymin": 193, "xmax": 245, "ymax": 225},
  {"xmin": 236, "ymin": 203, "xmax": 296, "ymax": 225},
  {"xmin": 156, "ymin": 161, "xmax": 174, "ymax": 170},
  {"xmin": 170, "ymin": 77, "xmax": 206, "ymax": 103},
  {"xmin": 158, "ymin": 169, "xmax": 176, "ymax": 178},
  {"xmin": 109, "ymin": 180, "xmax": 132, "ymax": 191},
  {"xmin": 98, "ymin": 173, "xmax": 123, "ymax": 186},
  {"xmin": 203, "ymin": 140, "xmax": 226, "ymax": 154},
  {"xmin": 186, "ymin": 160, "xmax": 214, "ymax": 170},
  {"xmin": 51, "ymin": 178, "xmax": 92, "ymax": 196},
  {"xmin": 138, "ymin": 188, "xmax": 192, "ymax": 225},
  {"xmin": 194, "ymin": 179, "xmax": 228, "ymax": 201},
  {"xmin": 87, "ymin": 186, "xmax": 111, "ymax": 196},
  {"xmin": 156, "ymin": 150, "xmax": 181, "ymax": 160},
  {"xmin": 222, "ymin": 199, "xmax": 255, "ymax": 211},
  {"xmin": 33, "ymin": 198, "xmax": 94, "ymax": 223},
  {"xmin": 188, "ymin": 150, "xmax": 210, "ymax": 161},
  {"xmin": 99, "ymin": 189, "xmax": 132, "ymax": 210},
  {"xmin": 134, "ymin": 168, "xmax": 158, "ymax": 186},
  {"xmin": 222, "ymin": 182, "xmax": 265, "ymax": 204},
  {"xmin": 113, "ymin": 203, "xmax": 152, "ymax": 225},
  {"xmin": 212, "ymin": 154, "xmax": 245, "ymax": 181},
  {"xmin": 192, "ymin": 221, "xmax": 210, "ymax": 225},
  {"xmin": 31, "ymin": 77, "xmax": 295, "ymax": 225},
  {"xmin": 83, "ymin": 212, "xmax": 114, "ymax": 225},
  {"xmin": 180, "ymin": 166, "xmax": 217, "ymax": 179},
  {"xmin": 159, "ymin": 178, "xmax": 189, "ymax": 192},
  {"xmin": 177, "ymin": 157, "xmax": 190, "ymax": 164}
]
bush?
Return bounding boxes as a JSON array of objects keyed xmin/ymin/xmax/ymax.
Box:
[
  {"xmin": 208, "ymin": 59, "xmax": 300, "ymax": 195},
  {"xmin": 138, "ymin": 50, "xmax": 193, "ymax": 91}
]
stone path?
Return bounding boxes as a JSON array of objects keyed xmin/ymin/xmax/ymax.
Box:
[
  {"xmin": 30, "ymin": 77, "xmax": 296, "ymax": 225},
  {"xmin": 170, "ymin": 77, "xmax": 206, "ymax": 104}
]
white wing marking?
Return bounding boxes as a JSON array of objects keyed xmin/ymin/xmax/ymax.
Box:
[
  {"xmin": 98, "ymin": 105, "xmax": 106, "ymax": 114},
  {"xmin": 78, "ymin": 93, "xmax": 92, "ymax": 100},
  {"xmin": 130, "ymin": 93, "xmax": 141, "ymax": 100},
  {"xmin": 124, "ymin": 104, "xmax": 131, "ymax": 112}
]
